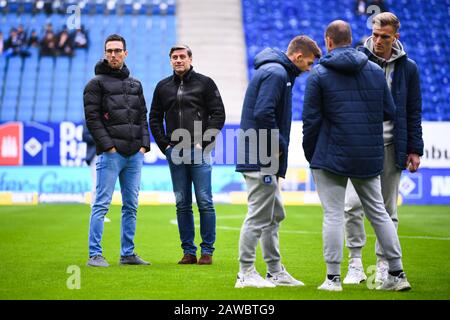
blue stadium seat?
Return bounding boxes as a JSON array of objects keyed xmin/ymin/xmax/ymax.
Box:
[{"xmin": 16, "ymin": 99, "xmax": 34, "ymax": 121}]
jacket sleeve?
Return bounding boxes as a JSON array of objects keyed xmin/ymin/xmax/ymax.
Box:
[
  {"xmin": 406, "ymin": 62, "xmax": 424, "ymax": 156},
  {"xmin": 83, "ymin": 78, "xmax": 115, "ymax": 152},
  {"xmin": 383, "ymin": 79, "xmax": 396, "ymax": 121},
  {"xmin": 82, "ymin": 122, "xmax": 95, "ymax": 145},
  {"xmin": 202, "ymin": 78, "xmax": 226, "ymax": 149},
  {"xmin": 149, "ymin": 83, "xmax": 171, "ymax": 153},
  {"xmin": 253, "ymin": 70, "xmax": 287, "ymax": 152},
  {"xmin": 204, "ymin": 78, "xmax": 226, "ymax": 131},
  {"xmin": 302, "ymin": 69, "xmax": 323, "ymax": 163},
  {"xmin": 138, "ymin": 83, "xmax": 151, "ymax": 152}
]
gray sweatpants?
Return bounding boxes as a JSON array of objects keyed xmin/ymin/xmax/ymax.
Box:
[
  {"xmin": 238, "ymin": 172, "xmax": 285, "ymax": 274},
  {"xmin": 344, "ymin": 144, "xmax": 402, "ymax": 260},
  {"xmin": 312, "ymin": 169, "xmax": 403, "ymax": 275}
]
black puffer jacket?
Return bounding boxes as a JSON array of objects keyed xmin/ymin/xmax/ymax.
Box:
[
  {"xmin": 83, "ymin": 59, "xmax": 150, "ymax": 156},
  {"xmin": 149, "ymin": 67, "xmax": 226, "ymax": 152}
]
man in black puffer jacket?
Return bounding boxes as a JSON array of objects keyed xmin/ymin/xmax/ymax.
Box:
[
  {"xmin": 150, "ymin": 44, "xmax": 225, "ymax": 265},
  {"xmin": 84, "ymin": 34, "xmax": 150, "ymax": 268}
]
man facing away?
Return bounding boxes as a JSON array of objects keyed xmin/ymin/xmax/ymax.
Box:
[
  {"xmin": 302, "ymin": 20, "xmax": 411, "ymax": 291},
  {"xmin": 84, "ymin": 34, "xmax": 151, "ymax": 267},
  {"xmin": 149, "ymin": 45, "xmax": 225, "ymax": 265},
  {"xmin": 343, "ymin": 12, "xmax": 423, "ymax": 286},
  {"xmin": 235, "ymin": 36, "xmax": 322, "ymax": 288}
]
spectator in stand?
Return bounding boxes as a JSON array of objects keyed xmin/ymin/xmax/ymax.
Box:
[
  {"xmin": 355, "ymin": 0, "xmax": 367, "ymax": 16},
  {"xmin": 4, "ymin": 27, "xmax": 30, "ymax": 58},
  {"xmin": 40, "ymin": 31, "xmax": 57, "ymax": 56},
  {"xmin": 73, "ymin": 25, "xmax": 89, "ymax": 49},
  {"xmin": 0, "ymin": 31, "xmax": 4, "ymax": 55},
  {"xmin": 28, "ymin": 30, "xmax": 40, "ymax": 48},
  {"xmin": 43, "ymin": 0, "xmax": 53, "ymax": 15},
  {"xmin": 57, "ymin": 28, "xmax": 74, "ymax": 56},
  {"xmin": 43, "ymin": 23, "xmax": 53, "ymax": 36},
  {"xmin": 17, "ymin": 25, "xmax": 27, "ymax": 43}
]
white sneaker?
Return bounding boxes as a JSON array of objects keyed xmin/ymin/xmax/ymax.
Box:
[
  {"xmin": 235, "ymin": 268, "xmax": 276, "ymax": 288},
  {"xmin": 377, "ymin": 272, "xmax": 411, "ymax": 291},
  {"xmin": 104, "ymin": 217, "xmax": 111, "ymax": 223},
  {"xmin": 266, "ymin": 266, "xmax": 305, "ymax": 287},
  {"xmin": 375, "ymin": 259, "xmax": 389, "ymax": 286},
  {"xmin": 343, "ymin": 258, "xmax": 367, "ymax": 284},
  {"xmin": 318, "ymin": 276, "xmax": 343, "ymax": 292}
]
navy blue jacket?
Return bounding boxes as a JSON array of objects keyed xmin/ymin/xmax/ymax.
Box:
[
  {"xmin": 236, "ymin": 48, "xmax": 302, "ymax": 178},
  {"xmin": 302, "ymin": 46, "xmax": 396, "ymax": 178},
  {"xmin": 359, "ymin": 46, "xmax": 424, "ymax": 168}
]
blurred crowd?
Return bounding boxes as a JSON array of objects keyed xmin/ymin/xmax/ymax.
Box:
[{"xmin": 0, "ymin": 23, "xmax": 89, "ymax": 58}]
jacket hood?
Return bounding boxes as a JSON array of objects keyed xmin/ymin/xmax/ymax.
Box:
[
  {"xmin": 95, "ymin": 59, "xmax": 130, "ymax": 79},
  {"xmin": 320, "ymin": 46, "xmax": 368, "ymax": 74},
  {"xmin": 254, "ymin": 48, "xmax": 302, "ymax": 76},
  {"xmin": 363, "ymin": 36, "xmax": 406, "ymax": 65}
]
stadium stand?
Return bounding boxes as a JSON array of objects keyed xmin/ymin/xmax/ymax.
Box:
[
  {"xmin": 0, "ymin": 0, "xmax": 176, "ymax": 122},
  {"xmin": 176, "ymin": 0, "xmax": 248, "ymax": 123},
  {"xmin": 0, "ymin": 0, "xmax": 448, "ymax": 122},
  {"xmin": 241, "ymin": 0, "xmax": 450, "ymax": 121}
]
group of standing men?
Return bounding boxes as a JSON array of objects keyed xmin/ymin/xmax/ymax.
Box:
[{"xmin": 83, "ymin": 12, "xmax": 423, "ymax": 292}]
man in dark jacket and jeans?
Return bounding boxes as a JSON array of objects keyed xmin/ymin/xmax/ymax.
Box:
[
  {"xmin": 84, "ymin": 34, "xmax": 151, "ymax": 267},
  {"xmin": 149, "ymin": 45, "xmax": 225, "ymax": 265},
  {"xmin": 303, "ymin": 20, "xmax": 410, "ymax": 292},
  {"xmin": 343, "ymin": 12, "xmax": 424, "ymax": 286},
  {"xmin": 235, "ymin": 36, "xmax": 322, "ymax": 288}
]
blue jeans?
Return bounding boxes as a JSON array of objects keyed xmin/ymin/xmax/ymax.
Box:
[
  {"xmin": 88, "ymin": 151, "xmax": 144, "ymax": 257},
  {"xmin": 166, "ymin": 146, "xmax": 216, "ymax": 256}
]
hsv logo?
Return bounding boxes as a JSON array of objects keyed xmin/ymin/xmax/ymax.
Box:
[{"xmin": 0, "ymin": 122, "xmax": 22, "ymax": 165}]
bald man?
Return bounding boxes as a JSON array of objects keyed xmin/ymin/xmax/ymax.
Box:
[{"xmin": 302, "ymin": 20, "xmax": 411, "ymax": 292}]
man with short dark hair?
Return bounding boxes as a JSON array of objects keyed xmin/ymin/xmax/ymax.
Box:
[
  {"xmin": 235, "ymin": 35, "xmax": 321, "ymax": 288},
  {"xmin": 84, "ymin": 34, "xmax": 151, "ymax": 267},
  {"xmin": 303, "ymin": 20, "xmax": 411, "ymax": 291},
  {"xmin": 149, "ymin": 44, "xmax": 225, "ymax": 265},
  {"xmin": 343, "ymin": 12, "xmax": 423, "ymax": 286}
]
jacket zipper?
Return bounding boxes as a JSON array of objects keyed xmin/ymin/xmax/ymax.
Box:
[{"xmin": 177, "ymin": 80, "xmax": 184, "ymax": 128}]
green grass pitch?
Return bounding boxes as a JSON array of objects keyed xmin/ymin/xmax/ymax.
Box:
[{"xmin": 0, "ymin": 204, "xmax": 449, "ymax": 300}]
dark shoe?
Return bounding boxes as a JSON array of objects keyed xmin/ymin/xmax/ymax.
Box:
[
  {"xmin": 178, "ymin": 254, "xmax": 197, "ymax": 264},
  {"xmin": 197, "ymin": 254, "xmax": 212, "ymax": 265},
  {"xmin": 119, "ymin": 253, "xmax": 150, "ymax": 265}
]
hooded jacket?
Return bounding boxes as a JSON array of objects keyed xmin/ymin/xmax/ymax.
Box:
[
  {"xmin": 302, "ymin": 46, "xmax": 396, "ymax": 178},
  {"xmin": 83, "ymin": 59, "xmax": 150, "ymax": 156},
  {"xmin": 236, "ymin": 48, "xmax": 302, "ymax": 178},
  {"xmin": 359, "ymin": 37, "xmax": 424, "ymax": 169}
]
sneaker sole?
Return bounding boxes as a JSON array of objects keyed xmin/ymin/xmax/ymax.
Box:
[
  {"xmin": 317, "ymin": 287, "xmax": 343, "ymax": 292},
  {"xmin": 235, "ymin": 282, "xmax": 276, "ymax": 289},
  {"xmin": 86, "ymin": 263, "xmax": 109, "ymax": 267},
  {"xmin": 395, "ymin": 283, "xmax": 412, "ymax": 292},
  {"xmin": 267, "ymin": 281, "xmax": 305, "ymax": 287},
  {"xmin": 343, "ymin": 277, "xmax": 367, "ymax": 284}
]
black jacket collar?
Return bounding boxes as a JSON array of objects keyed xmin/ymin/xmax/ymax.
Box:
[
  {"xmin": 172, "ymin": 66, "xmax": 194, "ymax": 83},
  {"xmin": 95, "ymin": 59, "xmax": 130, "ymax": 80}
]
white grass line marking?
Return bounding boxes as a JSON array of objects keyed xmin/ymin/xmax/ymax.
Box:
[{"xmin": 169, "ymin": 219, "xmax": 450, "ymax": 241}]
